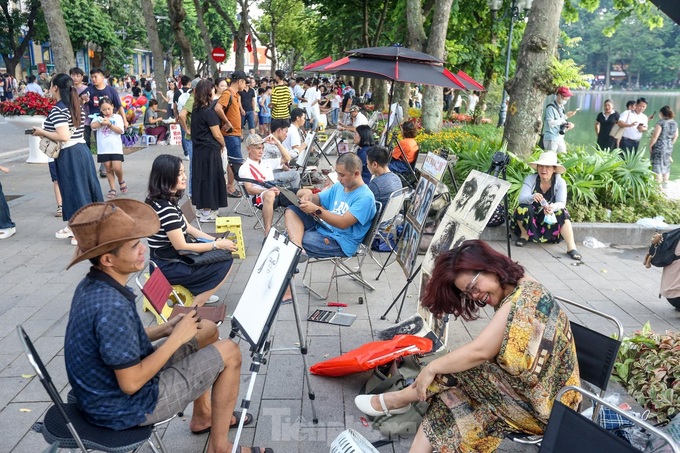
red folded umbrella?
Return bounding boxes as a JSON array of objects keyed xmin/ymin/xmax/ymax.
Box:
[
  {"xmin": 304, "ymin": 56, "xmax": 333, "ymax": 71},
  {"xmin": 309, "ymin": 334, "xmax": 433, "ymax": 377}
]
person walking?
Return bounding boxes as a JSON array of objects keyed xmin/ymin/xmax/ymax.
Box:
[{"xmin": 649, "ymin": 106, "xmax": 678, "ymax": 188}]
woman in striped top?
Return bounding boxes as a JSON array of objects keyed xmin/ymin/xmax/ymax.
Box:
[
  {"xmin": 32, "ymin": 73, "xmax": 103, "ymax": 245},
  {"xmin": 146, "ymin": 154, "xmax": 236, "ymax": 306}
]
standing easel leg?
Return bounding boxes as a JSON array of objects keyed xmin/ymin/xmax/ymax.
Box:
[
  {"xmin": 230, "ymin": 343, "xmax": 268, "ymax": 453},
  {"xmin": 288, "ymin": 276, "xmax": 319, "ymax": 424},
  {"xmin": 380, "ymin": 264, "xmax": 422, "ymax": 322}
]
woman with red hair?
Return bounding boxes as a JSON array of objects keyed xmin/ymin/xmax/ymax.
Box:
[{"xmin": 355, "ymin": 240, "xmax": 581, "ymax": 452}]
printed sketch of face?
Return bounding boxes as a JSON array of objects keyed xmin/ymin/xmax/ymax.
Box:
[
  {"xmin": 432, "ymin": 221, "xmax": 457, "ymax": 257},
  {"xmin": 452, "ymin": 235, "xmax": 468, "ymax": 249},
  {"xmin": 257, "ymin": 247, "xmax": 280, "ymax": 288},
  {"xmin": 474, "ymin": 183, "xmax": 500, "ymax": 221},
  {"xmin": 455, "ymin": 178, "xmax": 477, "ymax": 211}
]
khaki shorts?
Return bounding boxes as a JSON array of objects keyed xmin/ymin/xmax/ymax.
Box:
[{"xmin": 140, "ymin": 338, "xmax": 224, "ymax": 426}]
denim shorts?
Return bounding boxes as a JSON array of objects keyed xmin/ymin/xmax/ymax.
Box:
[
  {"xmin": 287, "ymin": 206, "xmax": 345, "ymax": 258},
  {"xmin": 242, "ymin": 110, "xmax": 256, "ymax": 130},
  {"xmin": 224, "ymin": 136, "xmax": 244, "ymax": 164},
  {"xmin": 48, "ymin": 161, "xmax": 58, "ymax": 182}
]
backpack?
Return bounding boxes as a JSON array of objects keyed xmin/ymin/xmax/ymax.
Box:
[
  {"xmin": 644, "ymin": 228, "xmax": 680, "ymax": 268},
  {"xmin": 176, "ymin": 89, "xmax": 191, "ymax": 113}
]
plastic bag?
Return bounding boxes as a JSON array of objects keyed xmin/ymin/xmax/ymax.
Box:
[
  {"xmin": 582, "ymin": 237, "xmax": 610, "ymax": 249},
  {"xmin": 636, "ymin": 216, "xmax": 668, "ymax": 229}
]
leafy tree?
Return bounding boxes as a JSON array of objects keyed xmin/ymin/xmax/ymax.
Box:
[{"xmin": 0, "ymin": 0, "xmax": 41, "ymax": 77}]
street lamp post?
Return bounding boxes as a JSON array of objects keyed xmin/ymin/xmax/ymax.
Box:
[{"xmin": 489, "ymin": 0, "xmax": 533, "ymax": 128}]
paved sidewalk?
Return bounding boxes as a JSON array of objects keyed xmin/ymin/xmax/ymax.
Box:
[{"xmin": 1, "ymin": 145, "xmax": 678, "ymax": 452}]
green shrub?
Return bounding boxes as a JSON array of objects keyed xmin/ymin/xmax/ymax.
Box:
[
  {"xmin": 426, "ymin": 125, "xmax": 680, "ymax": 222},
  {"xmin": 612, "ymin": 322, "xmax": 680, "ymax": 423}
]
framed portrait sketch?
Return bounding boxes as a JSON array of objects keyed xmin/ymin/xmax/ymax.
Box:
[
  {"xmin": 406, "ymin": 174, "xmax": 438, "ymax": 231},
  {"xmin": 396, "ymin": 216, "xmax": 421, "ymax": 277}
]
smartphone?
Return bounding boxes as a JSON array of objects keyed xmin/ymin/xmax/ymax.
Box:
[{"xmin": 24, "ymin": 128, "xmax": 35, "ymax": 135}]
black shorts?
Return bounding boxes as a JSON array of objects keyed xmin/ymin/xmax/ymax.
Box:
[{"xmin": 97, "ymin": 154, "xmax": 125, "ymax": 163}]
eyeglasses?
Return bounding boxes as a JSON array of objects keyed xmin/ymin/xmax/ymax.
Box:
[{"xmin": 460, "ymin": 271, "xmax": 482, "ymax": 302}]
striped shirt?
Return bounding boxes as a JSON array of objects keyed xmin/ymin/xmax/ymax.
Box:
[
  {"xmin": 43, "ymin": 101, "xmax": 86, "ymax": 146},
  {"xmin": 270, "ymin": 84, "xmax": 292, "ymax": 119},
  {"xmin": 146, "ymin": 199, "xmax": 187, "ymax": 250}
]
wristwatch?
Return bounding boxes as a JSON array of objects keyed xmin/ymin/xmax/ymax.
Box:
[
  {"xmin": 315, "ymin": 208, "xmax": 323, "ymax": 216},
  {"xmin": 212, "ymin": 241, "xmax": 217, "ymax": 250}
]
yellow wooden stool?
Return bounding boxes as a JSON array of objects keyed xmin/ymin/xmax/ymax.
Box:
[
  {"xmin": 216, "ymin": 216, "xmax": 246, "ymax": 259},
  {"xmin": 140, "ymin": 280, "xmax": 195, "ymax": 324}
]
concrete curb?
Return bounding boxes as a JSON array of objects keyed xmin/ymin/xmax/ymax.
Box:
[{"xmin": 481, "ymin": 222, "xmax": 676, "ymax": 246}]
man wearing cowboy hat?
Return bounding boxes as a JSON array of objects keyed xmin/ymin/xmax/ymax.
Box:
[
  {"xmin": 542, "ymin": 86, "xmax": 579, "ymax": 154},
  {"xmin": 63, "ymin": 200, "xmax": 269, "ymax": 453}
]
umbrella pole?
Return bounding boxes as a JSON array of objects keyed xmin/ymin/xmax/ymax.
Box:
[{"xmin": 384, "ymin": 82, "xmax": 395, "ymax": 145}]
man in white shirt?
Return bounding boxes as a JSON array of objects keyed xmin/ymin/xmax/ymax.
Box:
[
  {"xmin": 238, "ymin": 134, "xmax": 294, "ymax": 236},
  {"xmin": 262, "ymin": 119, "xmax": 301, "ymax": 189},
  {"xmin": 338, "ymin": 105, "xmax": 368, "ymax": 134},
  {"xmin": 617, "ymin": 97, "xmax": 648, "ymax": 155},
  {"xmin": 305, "ymin": 79, "xmax": 321, "ymax": 133},
  {"xmin": 25, "ymin": 75, "xmax": 44, "ymax": 95},
  {"xmin": 282, "ymin": 108, "xmax": 307, "ymax": 160}
]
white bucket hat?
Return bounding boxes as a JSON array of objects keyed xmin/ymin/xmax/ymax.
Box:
[{"xmin": 529, "ymin": 151, "xmax": 566, "ymax": 174}]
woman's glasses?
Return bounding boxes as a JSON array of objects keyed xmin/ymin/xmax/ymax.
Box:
[{"xmin": 460, "ymin": 271, "xmax": 482, "ymax": 302}]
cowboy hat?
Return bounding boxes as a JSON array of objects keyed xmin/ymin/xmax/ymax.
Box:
[
  {"xmin": 529, "ymin": 151, "xmax": 566, "ymax": 174},
  {"xmin": 67, "ymin": 200, "xmax": 160, "ymax": 269}
]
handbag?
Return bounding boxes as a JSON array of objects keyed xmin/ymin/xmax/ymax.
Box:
[
  {"xmin": 154, "ymin": 235, "xmax": 232, "ymax": 266},
  {"xmin": 643, "ymin": 228, "xmax": 680, "ymax": 268},
  {"xmin": 609, "ymin": 123, "xmax": 625, "ymax": 140},
  {"xmin": 39, "ymin": 126, "xmax": 76, "ymax": 159}
]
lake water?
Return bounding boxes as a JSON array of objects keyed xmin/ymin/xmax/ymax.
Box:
[{"xmin": 564, "ymin": 91, "xmax": 680, "ymax": 178}]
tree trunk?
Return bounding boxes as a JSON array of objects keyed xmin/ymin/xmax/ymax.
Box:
[
  {"xmin": 193, "ymin": 0, "xmax": 218, "ymax": 77},
  {"xmin": 252, "ymin": 37, "xmax": 259, "ymax": 74},
  {"xmin": 373, "ymin": 80, "xmax": 388, "ymax": 112},
  {"xmin": 233, "ymin": 0, "xmax": 250, "ymax": 72},
  {"xmin": 40, "ymin": 0, "xmax": 76, "ymax": 73},
  {"xmin": 503, "ymin": 0, "xmax": 564, "ymax": 158},
  {"xmin": 141, "ymin": 0, "xmax": 168, "ymax": 108},
  {"xmin": 406, "ymin": 0, "xmax": 426, "ymax": 52},
  {"xmin": 421, "ymin": 0, "xmax": 454, "ymax": 133},
  {"xmin": 167, "ymin": 0, "xmax": 195, "ymax": 77},
  {"xmin": 269, "ymin": 44, "xmax": 277, "ymax": 75},
  {"xmin": 394, "ymin": 82, "xmax": 410, "ymax": 120}
]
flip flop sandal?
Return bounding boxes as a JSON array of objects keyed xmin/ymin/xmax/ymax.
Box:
[
  {"xmin": 567, "ymin": 249, "xmax": 582, "ymax": 260},
  {"xmin": 227, "ymin": 188, "xmax": 242, "ymax": 198},
  {"xmin": 515, "ymin": 237, "xmax": 528, "ymax": 247},
  {"xmin": 190, "ymin": 411, "xmax": 254, "ymax": 434},
  {"xmin": 107, "ymin": 190, "xmax": 117, "ymax": 199},
  {"xmin": 119, "ymin": 181, "xmax": 129, "ymax": 194},
  {"xmin": 55, "ymin": 205, "xmax": 62, "ymax": 217}
]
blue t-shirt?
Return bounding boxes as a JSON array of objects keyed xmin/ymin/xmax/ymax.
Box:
[
  {"xmin": 64, "ymin": 269, "xmax": 158, "ymax": 430},
  {"xmin": 356, "ymin": 145, "xmax": 372, "ymax": 185},
  {"xmin": 318, "ymin": 183, "xmax": 376, "ymax": 256}
]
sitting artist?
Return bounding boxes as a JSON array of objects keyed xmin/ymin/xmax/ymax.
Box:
[
  {"xmin": 143, "ymin": 99, "xmax": 168, "ymax": 143},
  {"xmin": 262, "ymin": 119, "xmax": 302, "ymax": 188},
  {"xmin": 513, "ymin": 151, "xmax": 582, "ymax": 260},
  {"xmin": 366, "ymin": 145, "xmax": 402, "ymax": 208},
  {"xmin": 355, "ymin": 240, "xmax": 581, "ymax": 452},
  {"xmin": 389, "ymin": 121, "xmax": 419, "ymax": 176},
  {"xmin": 146, "ymin": 154, "xmax": 237, "ymax": 306},
  {"xmin": 239, "ymin": 134, "xmax": 297, "ymax": 236},
  {"xmin": 64, "ymin": 199, "xmax": 271, "ymax": 453},
  {"xmin": 284, "ymin": 153, "xmax": 376, "ymax": 259}
]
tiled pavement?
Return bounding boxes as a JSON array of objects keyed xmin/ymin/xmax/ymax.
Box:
[{"xmin": 1, "ymin": 143, "xmax": 678, "ymax": 452}]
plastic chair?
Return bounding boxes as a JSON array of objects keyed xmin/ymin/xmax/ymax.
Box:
[
  {"xmin": 135, "ymin": 261, "xmax": 225, "ymax": 325},
  {"xmin": 140, "ymin": 134, "xmax": 157, "ymax": 147},
  {"xmin": 16, "ymin": 325, "xmax": 170, "ymax": 453},
  {"xmin": 538, "ymin": 386, "xmax": 679, "ymax": 453},
  {"xmin": 507, "ymin": 296, "xmax": 624, "ymax": 445},
  {"xmin": 302, "ymin": 202, "xmax": 383, "ymax": 300}
]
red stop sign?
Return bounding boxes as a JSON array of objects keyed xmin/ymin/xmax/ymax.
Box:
[{"xmin": 211, "ymin": 47, "xmax": 226, "ymax": 63}]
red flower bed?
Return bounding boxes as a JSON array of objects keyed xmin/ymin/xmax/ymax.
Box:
[{"xmin": 0, "ymin": 92, "xmax": 56, "ymax": 117}]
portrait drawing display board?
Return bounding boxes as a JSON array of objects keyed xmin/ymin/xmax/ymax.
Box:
[
  {"xmin": 232, "ymin": 229, "xmax": 301, "ymax": 349},
  {"xmin": 417, "ymin": 170, "xmax": 510, "ymax": 340},
  {"xmin": 405, "ymin": 174, "xmax": 438, "ymax": 232},
  {"xmin": 396, "ymin": 215, "xmax": 421, "ymax": 277}
]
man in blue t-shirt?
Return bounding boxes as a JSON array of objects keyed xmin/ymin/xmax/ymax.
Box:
[
  {"xmin": 284, "ymin": 153, "xmax": 376, "ymax": 258},
  {"xmin": 63, "ymin": 200, "xmax": 263, "ymax": 453}
]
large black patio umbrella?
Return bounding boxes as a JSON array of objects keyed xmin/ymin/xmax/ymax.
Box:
[
  {"xmin": 303, "ymin": 56, "xmax": 333, "ymax": 72},
  {"xmin": 321, "ymin": 45, "xmax": 484, "ymax": 140},
  {"xmin": 649, "ymin": 0, "xmax": 680, "ymax": 25}
]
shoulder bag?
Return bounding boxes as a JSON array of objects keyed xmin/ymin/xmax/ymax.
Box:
[
  {"xmin": 154, "ymin": 235, "xmax": 232, "ymax": 266},
  {"xmin": 39, "ymin": 126, "xmax": 76, "ymax": 159},
  {"xmin": 610, "ymin": 111, "xmax": 627, "ymax": 140}
]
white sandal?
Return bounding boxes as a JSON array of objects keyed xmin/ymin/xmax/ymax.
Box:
[
  {"xmin": 56, "ymin": 226, "xmax": 74, "ymax": 239},
  {"xmin": 354, "ymin": 394, "xmax": 411, "ymax": 417}
]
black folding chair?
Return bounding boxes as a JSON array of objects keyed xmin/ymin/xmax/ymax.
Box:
[
  {"xmin": 508, "ymin": 296, "xmax": 624, "ymax": 445},
  {"xmin": 17, "ymin": 325, "xmax": 171, "ymax": 453},
  {"xmin": 539, "ymin": 385, "xmax": 679, "ymax": 453}
]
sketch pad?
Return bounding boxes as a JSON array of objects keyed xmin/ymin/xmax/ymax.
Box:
[
  {"xmin": 308, "ymin": 309, "xmax": 357, "ymax": 326},
  {"xmin": 232, "ymin": 230, "xmax": 301, "ymax": 348}
]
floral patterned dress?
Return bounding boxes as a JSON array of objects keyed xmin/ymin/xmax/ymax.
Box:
[
  {"xmin": 421, "ymin": 281, "xmax": 581, "ymax": 452},
  {"xmin": 513, "ymin": 176, "xmax": 570, "ymax": 244}
]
